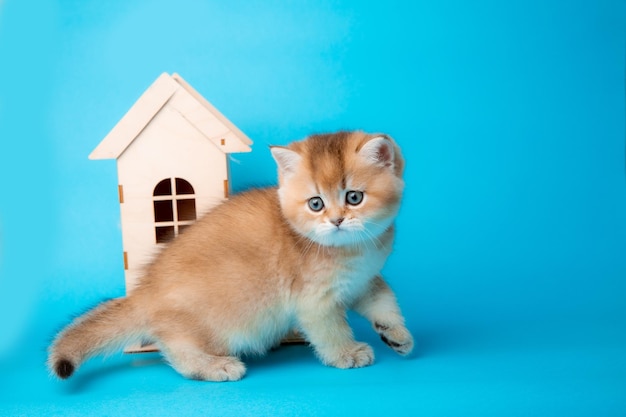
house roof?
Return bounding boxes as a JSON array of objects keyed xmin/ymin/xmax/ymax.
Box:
[{"xmin": 89, "ymin": 73, "xmax": 253, "ymax": 160}]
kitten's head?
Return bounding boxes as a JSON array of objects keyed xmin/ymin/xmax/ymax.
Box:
[{"xmin": 270, "ymin": 131, "xmax": 405, "ymax": 247}]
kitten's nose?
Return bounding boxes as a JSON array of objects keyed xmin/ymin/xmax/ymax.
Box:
[{"xmin": 331, "ymin": 217, "xmax": 345, "ymax": 227}]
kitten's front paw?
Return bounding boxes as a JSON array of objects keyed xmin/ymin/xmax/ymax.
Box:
[
  {"xmin": 193, "ymin": 356, "xmax": 246, "ymax": 382},
  {"xmin": 324, "ymin": 342, "xmax": 375, "ymax": 369},
  {"xmin": 375, "ymin": 323, "xmax": 414, "ymax": 356}
]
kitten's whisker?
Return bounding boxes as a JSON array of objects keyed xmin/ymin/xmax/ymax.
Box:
[
  {"xmin": 314, "ymin": 236, "xmax": 324, "ymax": 260},
  {"xmin": 361, "ymin": 228, "xmax": 384, "ymax": 249},
  {"xmin": 362, "ymin": 220, "xmax": 387, "ymax": 243},
  {"xmin": 296, "ymin": 234, "xmax": 320, "ymax": 261},
  {"xmin": 303, "ymin": 236, "xmax": 315, "ymax": 251},
  {"xmin": 363, "ymin": 219, "xmax": 390, "ymax": 230},
  {"xmin": 359, "ymin": 232, "xmax": 372, "ymax": 250},
  {"xmin": 354, "ymin": 233, "xmax": 365, "ymax": 251}
]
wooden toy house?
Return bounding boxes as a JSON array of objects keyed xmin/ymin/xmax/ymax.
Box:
[{"xmin": 90, "ymin": 73, "xmax": 253, "ymax": 294}]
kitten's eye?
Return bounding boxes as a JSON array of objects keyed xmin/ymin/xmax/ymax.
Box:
[
  {"xmin": 346, "ymin": 191, "xmax": 364, "ymax": 206},
  {"xmin": 308, "ymin": 197, "xmax": 325, "ymax": 212}
]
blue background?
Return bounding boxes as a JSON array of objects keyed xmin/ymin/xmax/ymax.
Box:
[{"xmin": 1, "ymin": 0, "xmax": 625, "ymax": 415}]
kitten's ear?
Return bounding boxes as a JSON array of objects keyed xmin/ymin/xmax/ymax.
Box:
[
  {"xmin": 358, "ymin": 136, "xmax": 395, "ymax": 168},
  {"xmin": 270, "ymin": 146, "xmax": 302, "ymax": 177}
]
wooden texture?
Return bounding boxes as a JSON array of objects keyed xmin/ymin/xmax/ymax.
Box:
[{"xmin": 90, "ymin": 72, "xmax": 253, "ymax": 294}]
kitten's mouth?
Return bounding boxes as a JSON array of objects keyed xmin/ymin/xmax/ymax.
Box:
[{"xmin": 318, "ymin": 227, "xmax": 361, "ymax": 247}]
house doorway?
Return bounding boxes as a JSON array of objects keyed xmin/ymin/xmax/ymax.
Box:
[{"xmin": 153, "ymin": 177, "xmax": 197, "ymax": 243}]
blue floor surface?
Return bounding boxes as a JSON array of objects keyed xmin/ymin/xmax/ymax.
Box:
[{"xmin": 2, "ymin": 291, "xmax": 625, "ymax": 416}]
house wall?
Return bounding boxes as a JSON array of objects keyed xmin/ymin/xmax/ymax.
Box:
[{"xmin": 117, "ymin": 105, "xmax": 229, "ymax": 291}]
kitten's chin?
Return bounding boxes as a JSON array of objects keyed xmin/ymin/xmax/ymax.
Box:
[
  {"xmin": 309, "ymin": 218, "xmax": 395, "ymax": 248},
  {"xmin": 310, "ymin": 230, "xmax": 359, "ymax": 248}
]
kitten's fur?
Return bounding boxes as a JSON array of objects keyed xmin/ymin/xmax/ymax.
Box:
[{"xmin": 48, "ymin": 131, "xmax": 413, "ymax": 381}]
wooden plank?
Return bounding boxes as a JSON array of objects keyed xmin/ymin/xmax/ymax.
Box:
[{"xmin": 171, "ymin": 73, "xmax": 253, "ymax": 146}]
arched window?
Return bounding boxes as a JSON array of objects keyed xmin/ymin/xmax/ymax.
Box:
[{"xmin": 153, "ymin": 178, "xmax": 197, "ymax": 243}]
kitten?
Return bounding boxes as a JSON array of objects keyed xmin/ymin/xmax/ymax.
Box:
[{"xmin": 48, "ymin": 131, "xmax": 414, "ymax": 382}]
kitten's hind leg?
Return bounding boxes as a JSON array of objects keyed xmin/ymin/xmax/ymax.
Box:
[
  {"xmin": 353, "ymin": 276, "xmax": 414, "ymax": 356},
  {"xmin": 156, "ymin": 331, "xmax": 245, "ymax": 382}
]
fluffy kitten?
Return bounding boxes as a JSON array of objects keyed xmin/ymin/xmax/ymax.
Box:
[{"xmin": 48, "ymin": 131, "xmax": 414, "ymax": 382}]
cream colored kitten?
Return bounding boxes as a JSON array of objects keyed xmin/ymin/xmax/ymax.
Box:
[{"xmin": 48, "ymin": 131, "xmax": 414, "ymax": 381}]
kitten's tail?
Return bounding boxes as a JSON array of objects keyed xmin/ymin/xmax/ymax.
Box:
[{"xmin": 47, "ymin": 297, "xmax": 145, "ymax": 379}]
